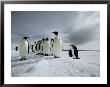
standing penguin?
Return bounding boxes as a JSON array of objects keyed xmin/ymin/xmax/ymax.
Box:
[
  {"xmin": 50, "ymin": 39, "xmax": 54, "ymax": 56},
  {"xmin": 41, "ymin": 38, "xmax": 45, "ymax": 55},
  {"xmin": 40, "ymin": 38, "xmax": 45, "ymax": 55},
  {"xmin": 38, "ymin": 40, "xmax": 41, "ymax": 54},
  {"xmin": 52, "ymin": 31, "xmax": 62, "ymax": 58},
  {"xmin": 33, "ymin": 42, "xmax": 36, "ymax": 53},
  {"xmin": 31, "ymin": 44, "xmax": 34, "ymax": 53},
  {"xmin": 35, "ymin": 41, "xmax": 38, "ymax": 53},
  {"xmin": 19, "ymin": 36, "xmax": 29, "ymax": 60},
  {"xmin": 68, "ymin": 49, "xmax": 73, "ymax": 57},
  {"xmin": 36, "ymin": 41, "xmax": 40, "ymax": 55},
  {"xmin": 15, "ymin": 46, "xmax": 18, "ymax": 51},
  {"xmin": 70, "ymin": 45, "xmax": 79, "ymax": 59},
  {"xmin": 43, "ymin": 38, "xmax": 50, "ymax": 56}
]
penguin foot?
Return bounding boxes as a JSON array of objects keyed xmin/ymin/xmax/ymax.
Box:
[
  {"xmin": 20, "ymin": 57, "xmax": 26, "ymax": 61},
  {"xmin": 23, "ymin": 58, "xmax": 26, "ymax": 60},
  {"xmin": 41, "ymin": 53, "xmax": 43, "ymax": 55},
  {"xmin": 54, "ymin": 56, "xmax": 59, "ymax": 58},
  {"xmin": 44, "ymin": 54, "xmax": 49, "ymax": 56},
  {"xmin": 20, "ymin": 58, "xmax": 23, "ymax": 61},
  {"xmin": 76, "ymin": 58, "xmax": 80, "ymax": 59},
  {"xmin": 73, "ymin": 58, "xmax": 80, "ymax": 59}
]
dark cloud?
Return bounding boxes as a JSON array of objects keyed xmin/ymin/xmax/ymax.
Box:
[
  {"xmin": 62, "ymin": 11, "xmax": 100, "ymax": 45},
  {"xmin": 65, "ymin": 25, "xmax": 99, "ymax": 45}
]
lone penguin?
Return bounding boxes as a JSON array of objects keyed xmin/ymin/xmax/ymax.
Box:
[
  {"xmin": 19, "ymin": 36, "xmax": 29, "ymax": 61},
  {"xmin": 52, "ymin": 31, "xmax": 62, "ymax": 58},
  {"xmin": 70, "ymin": 45, "xmax": 79, "ymax": 59}
]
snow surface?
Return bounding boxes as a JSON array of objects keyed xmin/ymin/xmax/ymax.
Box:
[{"xmin": 11, "ymin": 50, "xmax": 100, "ymax": 77}]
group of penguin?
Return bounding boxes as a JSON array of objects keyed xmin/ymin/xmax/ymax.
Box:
[{"xmin": 15, "ymin": 31, "xmax": 79, "ymax": 61}]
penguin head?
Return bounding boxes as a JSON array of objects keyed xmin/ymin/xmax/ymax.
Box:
[
  {"xmin": 70, "ymin": 45, "xmax": 76, "ymax": 49},
  {"xmin": 23, "ymin": 36, "xmax": 29, "ymax": 40},
  {"xmin": 51, "ymin": 39, "xmax": 54, "ymax": 41},
  {"xmin": 52, "ymin": 31, "xmax": 58, "ymax": 35},
  {"xmin": 46, "ymin": 38, "xmax": 49, "ymax": 41},
  {"xmin": 42, "ymin": 38, "xmax": 45, "ymax": 41}
]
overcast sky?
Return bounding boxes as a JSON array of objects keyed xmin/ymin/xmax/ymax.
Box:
[{"xmin": 11, "ymin": 11, "xmax": 100, "ymax": 50}]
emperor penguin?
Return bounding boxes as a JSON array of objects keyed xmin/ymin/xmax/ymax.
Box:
[
  {"xmin": 41, "ymin": 38, "xmax": 45, "ymax": 55},
  {"xmin": 36, "ymin": 41, "xmax": 40, "ymax": 55},
  {"xmin": 35, "ymin": 41, "xmax": 38, "ymax": 53},
  {"xmin": 15, "ymin": 46, "xmax": 18, "ymax": 51},
  {"xmin": 43, "ymin": 38, "xmax": 50, "ymax": 56},
  {"xmin": 38, "ymin": 40, "xmax": 41, "ymax": 54},
  {"xmin": 50, "ymin": 39, "xmax": 54, "ymax": 56},
  {"xmin": 70, "ymin": 45, "xmax": 79, "ymax": 59},
  {"xmin": 68, "ymin": 49, "xmax": 73, "ymax": 57},
  {"xmin": 19, "ymin": 36, "xmax": 29, "ymax": 60},
  {"xmin": 52, "ymin": 31, "xmax": 62, "ymax": 58},
  {"xmin": 40, "ymin": 38, "xmax": 45, "ymax": 55},
  {"xmin": 33, "ymin": 42, "xmax": 36, "ymax": 53}
]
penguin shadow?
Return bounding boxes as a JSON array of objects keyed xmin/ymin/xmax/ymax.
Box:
[
  {"xmin": 34, "ymin": 54, "xmax": 44, "ymax": 58},
  {"xmin": 44, "ymin": 56, "xmax": 56, "ymax": 60},
  {"xmin": 11, "ymin": 56, "xmax": 21, "ymax": 62}
]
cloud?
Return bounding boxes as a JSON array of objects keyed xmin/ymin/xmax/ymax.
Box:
[
  {"xmin": 62, "ymin": 11, "xmax": 100, "ymax": 45},
  {"xmin": 11, "ymin": 11, "xmax": 100, "ymax": 48}
]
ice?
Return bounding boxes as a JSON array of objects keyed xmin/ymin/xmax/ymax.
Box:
[{"xmin": 11, "ymin": 50, "xmax": 100, "ymax": 77}]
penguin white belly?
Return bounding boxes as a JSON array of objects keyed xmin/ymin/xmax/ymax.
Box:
[
  {"xmin": 19, "ymin": 39, "xmax": 28, "ymax": 58},
  {"xmin": 50, "ymin": 42, "xmax": 54, "ymax": 55},
  {"xmin": 71, "ymin": 48, "xmax": 74, "ymax": 57},
  {"xmin": 53, "ymin": 38, "xmax": 62, "ymax": 57},
  {"xmin": 44, "ymin": 41, "xmax": 50, "ymax": 55},
  {"xmin": 33, "ymin": 43, "xmax": 36, "ymax": 53},
  {"xmin": 37, "ymin": 42, "xmax": 40, "ymax": 53},
  {"xmin": 40, "ymin": 41, "xmax": 43, "ymax": 53}
]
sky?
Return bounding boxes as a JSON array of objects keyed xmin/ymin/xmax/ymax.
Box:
[{"xmin": 11, "ymin": 11, "xmax": 100, "ymax": 50}]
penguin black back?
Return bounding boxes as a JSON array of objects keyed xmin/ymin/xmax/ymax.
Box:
[
  {"xmin": 68, "ymin": 49, "xmax": 73, "ymax": 57},
  {"xmin": 15, "ymin": 46, "xmax": 18, "ymax": 51},
  {"xmin": 70, "ymin": 45, "xmax": 78, "ymax": 59}
]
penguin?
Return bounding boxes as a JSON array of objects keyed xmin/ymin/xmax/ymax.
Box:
[
  {"xmin": 43, "ymin": 38, "xmax": 50, "ymax": 56},
  {"xmin": 40, "ymin": 38, "xmax": 45, "ymax": 55},
  {"xmin": 70, "ymin": 45, "xmax": 79, "ymax": 59},
  {"xmin": 19, "ymin": 36, "xmax": 29, "ymax": 60},
  {"xmin": 33, "ymin": 42, "xmax": 36, "ymax": 53},
  {"xmin": 68, "ymin": 49, "xmax": 73, "ymax": 57},
  {"xmin": 36, "ymin": 41, "xmax": 40, "ymax": 55},
  {"xmin": 50, "ymin": 39, "xmax": 54, "ymax": 56},
  {"xmin": 35, "ymin": 41, "xmax": 38, "ymax": 53},
  {"xmin": 38, "ymin": 40, "xmax": 41, "ymax": 54},
  {"xmin": 41, "ymin": 38, "xmax": 45, "ymax": 55},
  {"xmin": 31, "ymin": 44, "xmax": 34, "ymax": 53},
  {"xmin": 52, "ymin": 31, "xmax": 62, "ymax": 58},
  {"xmin": 15, "ymin": 46, "xmax": 18, "ymax": 51}
]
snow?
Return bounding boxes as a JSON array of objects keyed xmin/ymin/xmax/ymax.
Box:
[{"xmin": 11, "ymin": 50, "xmax": 100, "ymax": 77}]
